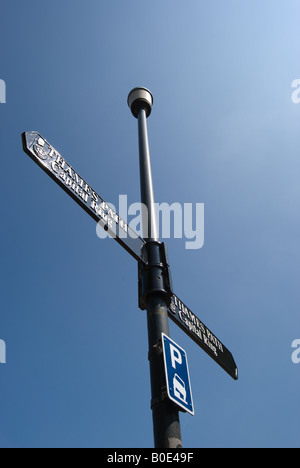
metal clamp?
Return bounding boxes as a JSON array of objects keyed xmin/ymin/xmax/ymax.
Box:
[
  {"xmin": 138, "ymin": 241, "xmax": 173, "ymax": 311},
  {"xmin": 148, "ymin": 339, "xmax": 163, "ymax": 362}
]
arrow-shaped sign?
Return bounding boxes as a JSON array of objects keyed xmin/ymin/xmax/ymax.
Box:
[
  {"xmin": 22, "ymin": 132, "xmax": 146, "ymax": 264},
  {"xmin": 168, "ymin": 294, "xmax": 238, "ymax": 380}
]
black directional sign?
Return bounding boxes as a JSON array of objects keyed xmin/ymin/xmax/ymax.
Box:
[
  {"xmin": 168, "ymin": 294, "xmax": 238, "ymax": 380},
  {"xmin": 22, "ymin": 132, "xmax": 146, "ymax": 264}
]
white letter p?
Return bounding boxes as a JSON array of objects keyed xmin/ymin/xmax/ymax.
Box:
[{"xmin": 170, "ymin": 344, "xmax": 182, "ymax": 369}]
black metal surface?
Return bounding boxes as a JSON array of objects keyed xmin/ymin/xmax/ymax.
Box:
[
  {"xmin": 146, "ymin": 295, "xmax": 183, "ymax": 449},
  {"xmin": 137, "ymin": 109, "xmax": 159, "ymax": 242},
  {"xmin": 22, "ymin": 131, "xmax": 146, "ymax": 264},
  {"xmin": 168, "ymin": 294, "xmax": 238, "ymax": 381},
  {"xmin": 138, "ymin": 242, "xmax": 173, "ymax": 311}
]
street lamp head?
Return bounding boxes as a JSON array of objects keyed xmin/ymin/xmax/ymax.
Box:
[{"xmin": 128, "ymin": 87, "xmax": 153, "ymax": 118}]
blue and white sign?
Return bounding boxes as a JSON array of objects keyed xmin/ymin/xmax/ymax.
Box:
[{"xmin": 162, "ymin": 333, "xmax": 194, "ymax": 416}]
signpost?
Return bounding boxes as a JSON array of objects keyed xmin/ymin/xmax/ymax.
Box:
[{"xmin": 22, "ymin": 87, "xmax": 238, "ymax": 449}]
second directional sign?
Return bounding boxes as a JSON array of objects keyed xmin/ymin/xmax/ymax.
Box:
[{"xmin": 168, "ymin": 294, "xmax": 238, "ymax": 381}]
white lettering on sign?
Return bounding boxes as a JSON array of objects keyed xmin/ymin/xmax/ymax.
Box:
[
  {"xmin": 32, "ymin": 136, "xmax": 130, "ymax": 237},
  {"xmin": 170, "ymin": 343, "xmax": 183, "ymax": 369},
  {"xmin": 170, "ymin": 294, "xmax": 223, "ymax": 357},
  {"xmin": 23, "ymin": 131, "xmax": 147, "ymax": 263}
]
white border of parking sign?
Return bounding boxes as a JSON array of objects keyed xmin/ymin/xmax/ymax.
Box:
[{"xmin": 162, "ymin": 333, "xmax": 194, "ymax": 416}]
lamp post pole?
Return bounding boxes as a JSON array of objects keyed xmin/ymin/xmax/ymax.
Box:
[{"xmin": 128, "ymin": 88, "xmax": 183, "ymax": 449}]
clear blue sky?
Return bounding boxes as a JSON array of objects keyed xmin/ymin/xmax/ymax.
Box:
[{"xmin": 0, "ymin": 0, "xmax": 299, "ymax": 448}]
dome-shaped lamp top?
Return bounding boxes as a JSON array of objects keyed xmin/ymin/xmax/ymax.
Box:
[{"xmin": 128, "ymin": 87, "xmax": 153, "ymax": 118}]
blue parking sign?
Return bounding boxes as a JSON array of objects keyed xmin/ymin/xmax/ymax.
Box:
[{"xmin": 162, "ymin": 334, "xmax": 194, "ymax": 416}]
